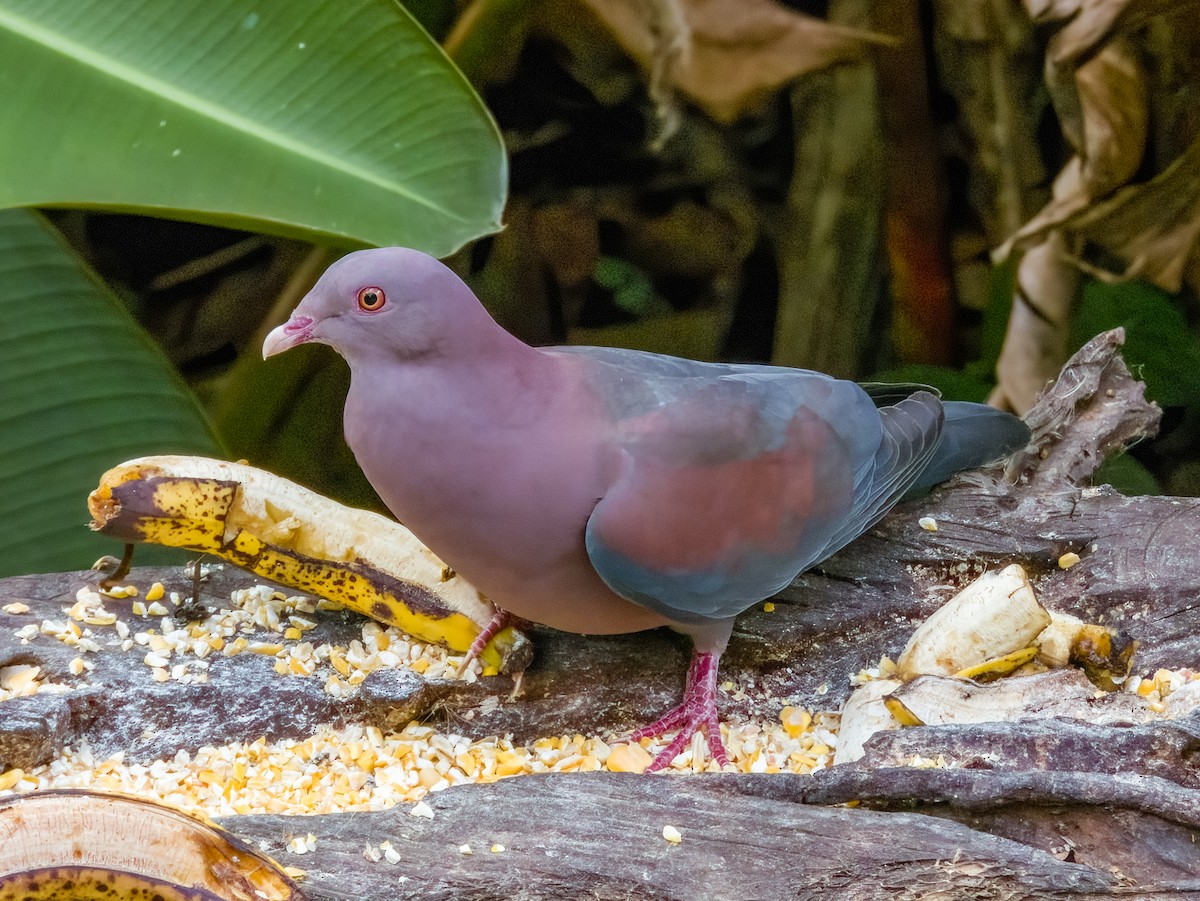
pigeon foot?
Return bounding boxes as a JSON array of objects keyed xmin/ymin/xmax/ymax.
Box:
[{"xmin": 631, "ymin": 651, "xmax": 729, "ymax": 772}]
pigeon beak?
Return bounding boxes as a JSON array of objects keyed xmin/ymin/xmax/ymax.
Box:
[{"xmin": 262, "ymin": 315, "xmax": 316, "ymax": 360}]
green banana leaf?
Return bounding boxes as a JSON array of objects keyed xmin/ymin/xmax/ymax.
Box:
[
  {"xmin": 0, "ymin": 0, "xmax": 506, "ymax": 255},
  {"xmin": 0, "ymin": 210, "xmax": 223, "ymax": 576}
]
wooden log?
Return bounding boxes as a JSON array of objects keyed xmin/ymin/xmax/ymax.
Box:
[{"xmin": 4, "ymin": 328, "xmax": 1200, "ymax": 898}]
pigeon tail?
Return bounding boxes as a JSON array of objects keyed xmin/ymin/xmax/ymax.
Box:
[{"xmin": 909, "ymin": 401, "xmax": 1030, "ymax": 494}]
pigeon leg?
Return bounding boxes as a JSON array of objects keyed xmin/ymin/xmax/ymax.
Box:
[
  {"xmin": 631, "ymin": 650, "xmax": 729, "ymax": 772},
  {"xmin": 454, "ymin": 608, "xmax": 512, "ymax": 677}
]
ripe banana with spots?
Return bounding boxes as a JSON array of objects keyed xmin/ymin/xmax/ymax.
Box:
[
  {"xmin": 87, "ymin": 455, "xmax": 530, "ymax": 673},
  {"xmin": 0, "ymin": 790, "xmax": 303, "ymax": 900}
]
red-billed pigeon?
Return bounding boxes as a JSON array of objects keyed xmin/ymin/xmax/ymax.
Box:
[{"xmin": 263, "ymin": 247, "xmax": 1029, "ymax": 771}]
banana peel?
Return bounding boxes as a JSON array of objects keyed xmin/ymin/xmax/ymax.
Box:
[
  {"xmin": 896, "ymin": 564, "xmax": 1051, "ymax": 682},
  {"xmin": 87, "ymin": 456, "xmax": 530, "ymax": 674},
  {"xmin": 880, "ymin": 669, "xmax": 1147, "ymax": 730},
  {"xmin": 837, "ymin": 563, "xmax": 1141, "ymax": 762},
  {"xmin": 0, "ymin": 790, "xmax": 304, "ymax": 900},
  {"xmin": 894, "ymin": 563, "xmax": 1135, "ymax": 690},
  {"xmin": 952, "ymin": 645, "xmax": 1040, "ymax": 682},
  {"xmin": 832, "ymin": 678, "xmax": 904, "ymax": 764}
]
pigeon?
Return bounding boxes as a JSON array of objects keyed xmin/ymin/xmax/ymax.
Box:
[{"xmin": 263, "ymin": 247, "xmax": 1030, "ymax": 771}]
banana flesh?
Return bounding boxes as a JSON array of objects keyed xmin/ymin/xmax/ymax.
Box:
[
  {"xmin": 87, "ymin": 456, "xmax": 529, "ymax": 673},
  {"xmin": 1037, "ymin": 610, "xmax": 1138, "ymax": 692},
  {"xmin": 0, "ymin": 790, "xmax": 303, "ymax": 900}
]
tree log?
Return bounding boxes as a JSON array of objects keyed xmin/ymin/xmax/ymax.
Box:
[{"xmin": 4, "ymin": 329, "xmax": 1200, "ymax": 898}]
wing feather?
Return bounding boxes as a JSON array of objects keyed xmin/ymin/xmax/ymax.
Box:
[{"xmin": 565, "ymin": 347, "xmax": 947, "ymax": 624}]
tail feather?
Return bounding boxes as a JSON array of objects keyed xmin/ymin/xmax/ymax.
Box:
[{"xmin": 909, "ymin": 401, "xmax": 1030, "ymax": 493}]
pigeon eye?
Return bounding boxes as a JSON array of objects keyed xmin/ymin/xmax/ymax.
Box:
[{"xmin": 356, "ymin": 286, "xmax": 386, "ymax": 312}]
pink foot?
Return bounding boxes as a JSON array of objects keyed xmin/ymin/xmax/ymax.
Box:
[
  {"xmin": 630, "ymin": 651, "xmax": 729, "ymax": 772},
  {"xmin": 455, "ymin": 608, "xmax": 511, "ymax": 677}
]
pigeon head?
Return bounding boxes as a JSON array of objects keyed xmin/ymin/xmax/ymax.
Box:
[{"xmin": 262, "ymin": 247, "xmax": 481, "ymax": 365}]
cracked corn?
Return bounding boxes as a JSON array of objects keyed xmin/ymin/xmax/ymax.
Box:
[
  {"xmin": 0, "ymin": 580, "xmax": 844, "ymax": 814},
  {"xmin": 0, "ymin": 708, "xmax": 845, "ymax": 818},
  {"xmin": 5, "ymin": 581, "xmax": 1195, "ymax": 819}
]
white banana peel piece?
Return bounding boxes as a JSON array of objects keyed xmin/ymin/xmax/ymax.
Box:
[
  {"xmin": 833, "ymin": 678, "xmax": 904, "ymax": 765},
  {"xmin": 1037, "ymin": 610, "xmax": 1086, "ymax": 669},
  {"xmin": 883, "ymin": 669, "xmax": 1147, "ymax": 729},
  {"xmin": 87, "ymin": 455, "xmax": 529, "ymax": 671},
  {"xmin": 896, "ymin": 563, "xmax": 1051, "ymax": 682}
]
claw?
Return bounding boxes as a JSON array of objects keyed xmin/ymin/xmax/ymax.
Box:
[
  {"xmin": 632, "ymin": 651, "xmax": 729, "ymax": 772},
  {"xmin": 455, "ymin": 607, "xmax": 512, "ymax": 677},
  {"xmin": 94, "ymin": 543, "xmax": 135, "ymax": 589}
]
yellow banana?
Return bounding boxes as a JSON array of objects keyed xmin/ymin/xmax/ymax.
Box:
[
  {"xmin": 0, "ymin": 790, "xmax": 303, "ymax": 900},
  {"xmin": 87, "ymin": 456, "xmax": 529, "ymax": 673}
]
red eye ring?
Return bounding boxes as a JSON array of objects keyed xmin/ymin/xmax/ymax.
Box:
[{"xmin": 357, "ymin": 286, "xmax": 386, "ymax": 312}]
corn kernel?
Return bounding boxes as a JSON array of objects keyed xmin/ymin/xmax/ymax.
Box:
[
  {"xmin": 224, "ymin": 637, "xmax": 248, "ymax": 656},
  {"xmin": 763, "ymin": 602, "xmax": 776, "ymax": 612},
  {"xmin": 2, "ymin": 602, "xmax": 30, "ymax": 615},
  {"xmin": 0, "ymin": 768, "xmax": 25, "ymax": 791},
  {"xmin": 918, "ymin": 516, "xmax": 938, "ymax": 531},
  {"xmin": 662, "ymin": 825, "xmax": 682, "ymax": 844},
  {"xmin": 1057, "ymin": 552, "xmax": 1081, "ymax": 569},
  {"xmin": 605, "ymin": 743, "xmax": 652, "ymax": 774},
  {"xmin": 145, "ymin": 582, "xmax": 166, "ymax": 602},
  {"xmin": 329, "ymin": 650, "xmax": 351, "ymax": 677},
  {"xmin": 0, "ymin": 665, "xmax": 40, "ymax": 693},
  {"xmin": 779, "ymin": 706, "xmax": 812, "ymax": 738}
]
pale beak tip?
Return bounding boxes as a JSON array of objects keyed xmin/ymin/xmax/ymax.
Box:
[
  {"xmin": 262, "ymin": 324, "xmax": 289, "ymax": 360},
  {"xmin": 262, "ymin": 317, "xmax": 313, "ymax": 360}
]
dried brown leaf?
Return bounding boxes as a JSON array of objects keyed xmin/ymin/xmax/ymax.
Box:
[
  {"xmin": 1068, "ymin": 130, "xmax": 1200, "ymax": 292},
  {"xmin": 997, "ymin": 114, "xmax": 1200, "ymax": 295},
  {"xmin": 574, "ymin": 0, "xmax": 883, "ymax": 123},
  {"xmin": 1023, "ymin": 0, "xmax": 1088, "ymax": 24},
  {"xmin": 989, "ymin": 232, "xmax": 1079, "ymax": 413},
  {"xmin": 1046, "ymin": 36, "xmax": 1146, "ymax": 183},
  {"xmin": 1026, "ymin": 0, "xmax": 1195, "ymax": 64},
  {"xmin": 995, "ymin": 39, "xmax": 1146, "ymax": 261}
]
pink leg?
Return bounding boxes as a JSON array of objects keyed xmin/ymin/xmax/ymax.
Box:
[
  {"xmin": 454, "ymin": 608, "xmax": 511, "ymax": 676},
  {"xmin": 630, "ymin": 651, "xmax": 729, "ymax": 772}
]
